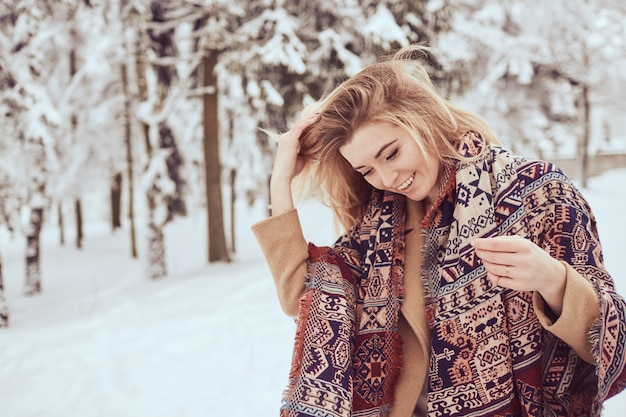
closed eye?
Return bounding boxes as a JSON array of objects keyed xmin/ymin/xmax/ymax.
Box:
[
  {"xmin": 386, "ymin": 148, "xmax": 398, "ymax": 160},
  {"xmin": 354, "ymin": 141, "xmax": 399, "ymax": 177}
]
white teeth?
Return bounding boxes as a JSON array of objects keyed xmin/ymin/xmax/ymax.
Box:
[{"xmin": 398, "ymin": 174, "xmax": 414, "ymax": 191}]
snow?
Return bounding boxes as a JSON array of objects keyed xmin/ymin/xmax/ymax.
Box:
[
  {"xmin": 363, "ymin": 4, "xmax": 410, "ymax": 50},
  {"xmin": 0, "ymin": 168, "xmax": 625, "ymax": 417}
]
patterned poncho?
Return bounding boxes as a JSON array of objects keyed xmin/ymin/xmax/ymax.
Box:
[{"xmin": 281, "ymin": 137, "xmax": 626, "ymax": 417}]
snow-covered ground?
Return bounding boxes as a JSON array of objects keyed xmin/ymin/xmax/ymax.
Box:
[{"xmin": 0, "ymin": 168, "xmax": 625, "ymax": 417}]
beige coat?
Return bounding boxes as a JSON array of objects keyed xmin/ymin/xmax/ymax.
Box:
[{"xmin": 252, "ymin": 199, "xmax": 600, "ymax": 417}]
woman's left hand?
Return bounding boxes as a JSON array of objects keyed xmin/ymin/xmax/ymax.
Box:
[{"xmin": 473, "ymin": 235, "xmax": 567, "ymax": 316}]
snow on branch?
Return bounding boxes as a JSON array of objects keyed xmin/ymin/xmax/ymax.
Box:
[
  {"xmin": 237, "ymin": 8, "xmax": 307, "ymax": 73},
  {"xmin": 363, "ymin": 4, "xmax": 410, "ymax": 50}
]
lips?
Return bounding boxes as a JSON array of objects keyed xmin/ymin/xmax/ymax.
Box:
[{"xmin": 397, "ymin": 173, "xmax": 414, "ymax": 191}]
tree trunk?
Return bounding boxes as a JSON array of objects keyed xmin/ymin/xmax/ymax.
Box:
[
  {"xmin": 70, "ymin": 47, "xmax": 83, "ymax": 250},
  {"xmin": 267, "ymin": 175, "xmax": 272, "ymax": 218},
  {"xmin": 135, "ymin": 34, "xmax": 167, "ymax": 279},
  {"xmin": 146, "ymin": 220, "xmax": 167, "ymax": 279},
  {"xmin": 577, "ymin": 45, "xmax": 591, "ymax": 189},
  {"xmin": 142, "ymin": 142, "xmax": 168, "ymax": 279},
  {"xmin": 0, "ymin": 252, "xmax": 9, "ymax": 328},
  {"xmin": 75, "ymin": 198, "xmax": 83, "ymax": 249},
  {"xmin": 578, "ymin": 83, "xmax": 591, "ymax": 188},
  {"xmin": 230, "ymin": 168, "xmax": 236, "ymax": 253},
  {"xmin": 121, "ymin": 62, "xmax": 138, "ymax": 258},
  {"xmin": 203, "ymin": 51, "xmax": 230, "ymax": 263},
  {"xmin": 110, "ymin": 172, "xmax": 122, "ymax": 231},
  {"xmin": 25, "ymin": 205, "xmax": 44, "ymax": 296},
  {"xmin": 57, "ymin": 201, "xmax": 65, "ymax": 245}
]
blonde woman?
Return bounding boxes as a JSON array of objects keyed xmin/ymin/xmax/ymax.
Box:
[{"xmin": 252, "ymin": 45, "xmax": 626, "ymax": 417}]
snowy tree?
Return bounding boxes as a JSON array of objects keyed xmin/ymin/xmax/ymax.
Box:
[
  {"xmin": 0, "ymin": 0, "xmax": 62, "ymax": 295},
  {"xmin": 436, "ymin": 0, "xmax": 626, "ymax": 186},
  {"xmin": 0, "ymin": 0, "xmax": 134, "ymax": 294},
  {"xmin": 0, "ymin": 13, "xmax": 19, "ymax": 321},
  {"xmin": 508, "ymin": 0, "xmax": 626, "ymax": 186},
  {"xmin": 114, "ymin": 0, "xmax": 142, "ymax": 258},
  {"xmin": 118, "ymin": 0, "xmax": 194, "ymax": 277},
  {"xmin": 56, "ymin": 2, "xmax": 133, "ymax": 249}
]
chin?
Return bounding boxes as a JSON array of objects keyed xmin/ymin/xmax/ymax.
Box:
[{"xmin": 404, "ymin": 191, "xmax": 425, "ymax": 202}]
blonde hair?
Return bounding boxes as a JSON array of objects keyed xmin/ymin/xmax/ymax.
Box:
[{"xmin": 294, "ymin": 45, "xmax": 498, "ymax": 232}]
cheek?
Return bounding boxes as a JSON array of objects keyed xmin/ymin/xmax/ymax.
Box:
[
  {"xmin": 416, "ymin": 152, "xmax": 439, "ymax": 175},
  {"xmin": 363, "ymin": 175, "xmax": 382, "ymax": 189},
  {"xmin": 357, "ymin": 171, "xmax": 385, "ymax": 190}
]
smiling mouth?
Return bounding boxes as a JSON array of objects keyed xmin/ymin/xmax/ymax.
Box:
[{"xmin": 397, "ymin": 174, "xmax": 414, "ymax": 191}]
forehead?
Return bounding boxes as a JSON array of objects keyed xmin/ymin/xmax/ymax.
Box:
[{"xmin": 340, "ymin": 122, "xmax": 403, "ymax": 163}]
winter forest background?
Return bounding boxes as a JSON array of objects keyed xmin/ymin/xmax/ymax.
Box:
[{"xmin": 1, "ymin": 0, "xmax": 626, "ymax": 416}]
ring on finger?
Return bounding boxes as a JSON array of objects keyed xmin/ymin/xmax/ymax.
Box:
[{"xmin": 505, "ymin": 265, "xmax": 510, "ymax": 277}]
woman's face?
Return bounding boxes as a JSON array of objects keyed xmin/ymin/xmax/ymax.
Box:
[{"xmin": 339, "ymin": 121, "xmax": 441, "ymax": 204}]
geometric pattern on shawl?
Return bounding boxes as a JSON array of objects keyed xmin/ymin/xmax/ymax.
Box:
[
  {"xmin": 281, "ymin": 190, "xmax": 405, "ymax": 417},
  {"xmin": 421, "ymin": 133, "xmax": 626, "ymax": 417}
]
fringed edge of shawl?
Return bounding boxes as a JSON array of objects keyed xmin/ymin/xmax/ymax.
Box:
[
  {"xmin": 386, "ymin": 218, "xmax": 407, "ymax": 410},
  {"xmin": 419, "ymin": 164, "xmax": 457, "ymax": 328},
  {"xmin": 589, "ymin": 293, "xmax": 626, "ymax": 405},
  {"xmin": 280, "ymin": 268, "xmax": 315, "ymax": 416},
  {"xmin": 420, "ymin": 165, "xmax": 457, "ymax": 230},
  {"xmin": 588, "ymin": 306, "xmax": 602, "ymax": 368},
  {"xmin": 281, "ymin": 243, "xmax": 360, "ymax": 416},
  {"xmin": 387, "ymin": 326, "xmax": 405, "ymax": 410},
  {"xmin": 391, "ymin": 192, "xmax": 407, "ymax": 396},
  {"xmin": 588, "ymin": 310, "xmax": 604, "ymax": 416}
]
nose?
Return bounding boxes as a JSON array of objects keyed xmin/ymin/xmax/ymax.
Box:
[{"xmin": 378, "ymin": 168, "xmax": 398, "ymax": 189}]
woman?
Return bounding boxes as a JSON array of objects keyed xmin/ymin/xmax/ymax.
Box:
[{"xmin": 252, "ymin": 45, "xmax": 626, "ymax": 417}]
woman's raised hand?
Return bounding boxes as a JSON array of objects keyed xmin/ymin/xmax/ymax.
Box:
[
  {"xmin": 269, "ymin": 114, "xmax": 318, "ymax": 216},
  {"xmin": 271, "ymin": 114, "xmax": 317, "ymax": 183},
  {"xmin": 473, "ymin": 235, "xmax": 567, "ymax": 316}
]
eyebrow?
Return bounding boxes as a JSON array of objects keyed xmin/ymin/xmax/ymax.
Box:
[{"xmin": 354, "ymin": 139, "xmax": 398, "ymax": 170}]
